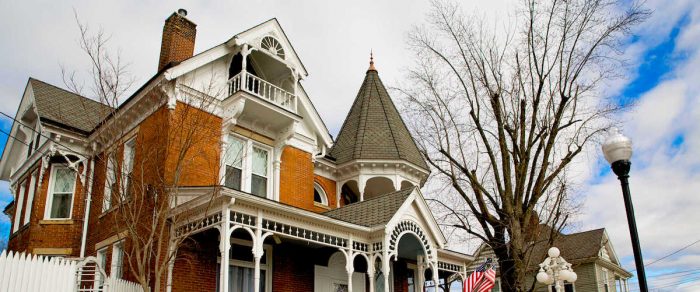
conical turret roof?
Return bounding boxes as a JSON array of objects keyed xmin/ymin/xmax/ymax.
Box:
[{"xmin": 329, "ymin": 64, "xmax": 428, "ymax": 170}]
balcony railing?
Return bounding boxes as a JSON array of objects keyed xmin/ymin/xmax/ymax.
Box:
[{"xmin": 228, "ymin": 72, "xmax": 296, "ymax": 112}]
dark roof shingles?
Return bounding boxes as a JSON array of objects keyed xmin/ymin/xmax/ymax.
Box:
[
  {"xmin": 30, "ymin": 78, "xmax": 113, "ymax": 133},
  {"xmin": 328, "ymin": 70, "xmax": 428, "ymax": 170},
  {"xmin": 323, "ymin": 187, "xmax": 415, "ymax": 227}
]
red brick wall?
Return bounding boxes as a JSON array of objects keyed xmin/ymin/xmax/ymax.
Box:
[
  {"xmin": 172, "ymin": 231, "xmax": 218, "ymax": 292},
  {"xmin": 280, "ymin": 147, "xmax": 340, "ymax": 213},
  {"xmin": 8, "ymin": 158, "xmax": 86, "ymax": 257}
]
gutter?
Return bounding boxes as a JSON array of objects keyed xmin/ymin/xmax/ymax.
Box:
[{"xmin": 79, "ymin": 158, "xmax": 95, "ymax": 258}]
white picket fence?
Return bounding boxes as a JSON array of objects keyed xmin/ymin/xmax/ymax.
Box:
[{"xmin": 0, "ymin": 250, "xmax": 143, "ymax": 292}]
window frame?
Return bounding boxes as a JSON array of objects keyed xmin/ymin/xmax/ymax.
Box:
[
  {"xmin": 313, "ymin": 182, "xmax": 329, "ymax": 206},
  {"xmin": 121, "ymin": 137, "xmax": 136, "ymax": 199},
  {"xmin": 12, "ymin": 178, "xmax": 27, "ymax": 232},
  {"xmin": 111, "ymin": 241, "xmax": 125, "ymax": 279},
  {"xmin": 23, "ymin": 170, "xmax": 38, "ymax": 225},
  {"xmin": 223, "ymin": 133, "xmax": 273, "ymax": 199},
  {"xmin": 43, "ymin": 165, "xmax": 77, "ymax": 220},
  {"xmin": 103, "ymin": 151, "xmax": 118, "ymax": 212}
]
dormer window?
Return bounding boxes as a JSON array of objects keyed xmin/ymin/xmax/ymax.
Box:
[
  {"xmin": 261, "ymin": 36, "xmax": 285, "ymax": 59},
  {"xmin": 313, "ymin": 182, "xmax": 328, "ymax": 206}
]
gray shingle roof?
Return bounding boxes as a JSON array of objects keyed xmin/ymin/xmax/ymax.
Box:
[
  {"xmin": 30, "ymin": 78, "xmax": 113, "ymax": 134},
  {"xmin": 526, "ymin": 227, "xmax": 606, "ymax": 268},
  {"xmin": 323, "ymin": 186, "xmax": 415, "ymax": 227},
  {"xmin": 328, "ymin": 69, "xmax": 428, "ymax": 170}
]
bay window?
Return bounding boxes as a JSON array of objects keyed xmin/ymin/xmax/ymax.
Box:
[
  {"xmin": 45, "ymin": 166, "xmax": 76, "ymax": 219},
  {"xmin": 224, "ymin": 134, "xmax": 272, "ymax": 198}
]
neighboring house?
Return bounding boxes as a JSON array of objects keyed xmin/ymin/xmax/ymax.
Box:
[
  {"xmin": 0, "ymin": 9, "xmax": 486, "ymax": 292},
  {"xmin": 475, "ymin": 227, "xmax": 632, "ymax": 292}
]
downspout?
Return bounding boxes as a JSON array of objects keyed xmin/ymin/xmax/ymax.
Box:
[{"xmin": 79, "ymin": 158, "xmax": 95, "ymax": 258}]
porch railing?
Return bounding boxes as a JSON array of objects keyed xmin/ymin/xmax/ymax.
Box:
[{"xmin": 228, "ymin": 72, "xmax": 296, "ymax": 112}]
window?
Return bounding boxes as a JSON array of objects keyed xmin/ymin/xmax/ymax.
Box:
[
  {"xmin": 45, "ymin": 166, "xmax": 76, "ymax": 219},
  {"xmin": 111, "ymin": 241, "xmax": 124, "ymax": 278},
  {"xmin": 251, "ymin": 146, "xmax": 269, "ymax": 197},
  {"xmin": 103, "ymin": 152, "xmax": 117, "ymax": 212},
  {"xmin": 549, "ymin": 283, "xmax": 574, "ymax": 292},
  {"xmin": 12, "ymin": 179, "xmax": 26, "ymax": 232},
  {"xmin": 223, "ymin": 134, "xmax": 272, "ymax": 198},
  {"xmin": 121, "ymin": 138, "xmax": 136, "ymax": 198},
  {"xmin": 23, "ymin": 171, "xmax": 37, "ymax": 225},
  {"xmin": 313, "ymin": 182, "xmax": 328, "ymax": 206},
  {"xmin": 260, "ymin": 36, "xmax": 285, "ymax": 59},
  {"xmin": 216, "ymin": 239, "xmax": 272, "ymax": 292},
  {"xmin": 96, "ymin": 247, "xmax": 108, "ymax": 286},
  {"xmin": 224, "ymin": 137, "xmax": 245, "ymax": 191},
  {"xmin": 602, "ymin": 268, "xmax": 610, "ymax": 292}
]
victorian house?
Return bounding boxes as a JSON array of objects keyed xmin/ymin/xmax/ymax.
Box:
[{"xmin": 0, "ymin": 9, "xmax": 481, "ymax": 292}]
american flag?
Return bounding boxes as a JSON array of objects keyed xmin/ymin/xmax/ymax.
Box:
[{"xmin": 464, "ymin": 258, "xmax": 496, "ymax": 292}]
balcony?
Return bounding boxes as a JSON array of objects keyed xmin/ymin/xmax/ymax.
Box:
[{"xmin": 228, "ymin": 72, "xmax": 296, "ymax": 113}]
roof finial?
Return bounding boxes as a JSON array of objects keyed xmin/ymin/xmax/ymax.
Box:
[{"xmin": 368, "ymin": 49, "xmax": 376, "ymax": 71}]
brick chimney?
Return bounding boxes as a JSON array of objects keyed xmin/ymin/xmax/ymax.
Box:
[{"xmin": 158, "ymin": 9, "xmax": 196, "ymax": 71}]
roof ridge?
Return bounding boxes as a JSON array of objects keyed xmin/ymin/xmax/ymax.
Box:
[{"xmin": 374, "ymin": 73, "xmax": 403, "ymax": 161}]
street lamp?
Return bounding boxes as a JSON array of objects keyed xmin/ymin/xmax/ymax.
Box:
[
  {"xmin": 602, "ymin": 129, "xmax": 648, "ymax": 292},
  {"xmin": 536, "ymin": 247, "xmax": 578, "ymax": 291}
]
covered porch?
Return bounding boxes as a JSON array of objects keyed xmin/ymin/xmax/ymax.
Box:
[{"xmin": 168, "ymin": 186, "xmax": 472, "ymax": 292}]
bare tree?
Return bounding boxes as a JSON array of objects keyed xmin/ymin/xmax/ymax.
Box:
[
  {"xmin": 398, "ymin": 0, "xmax": 648, "ymax": 291},
  {"xmin": 64, "ymin": 13, "xmax": 231, "ymax": 292}
]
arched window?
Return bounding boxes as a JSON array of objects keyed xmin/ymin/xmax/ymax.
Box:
[
  {"xmin": 261, "ymin": 36, "xmax": 285, "ymax": 59},
  {"xmin": 313, "ymin": 182, "xmax": 328, "ymax": 206}
]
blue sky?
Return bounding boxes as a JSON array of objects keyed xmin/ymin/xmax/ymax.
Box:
[{"xmin": 1, "ymin": 0, "xmax": 700, "ymax": 291}]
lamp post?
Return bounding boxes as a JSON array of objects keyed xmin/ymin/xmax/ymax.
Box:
[
  {"xmin": 602, "ymin": 129, "xmax": 648, "ymax": 292},
  {"xmin": 536, "ymin": 247, "xmax": 578, "ymax": 291}
]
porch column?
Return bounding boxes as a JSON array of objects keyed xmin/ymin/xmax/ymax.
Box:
[
  {"xmin": 346, "ymin": 258, "xmax": 354, "ymax": 292},
  {"xmin": 382, "ymin": 251, "xmax": 390, "ymax": 291},
  {"xmin": 219, "ymin": 207, "xmax": 231, "ymax": 291},
  {"xmin": 416, "ymin": 255, "xmax": 425, "ymax": 292},
  {"xmin": 241, "ymin": 44, "xmax": 250, "ymax": 89},
  {"xmin": 253, "ymin": 211, "xmax": 264, "ymax": 292},
  {"xmin": 431, "ymin": 262, "xmax": 440, "ymax": 291},
  {"xmin": 367, "ymin": 258, "xmax": 375, "ymax": 292}
]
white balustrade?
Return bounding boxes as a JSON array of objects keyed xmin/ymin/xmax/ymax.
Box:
[{"xmin": 228, "ymin": 72, "xmax": 296, "ymax": 112}]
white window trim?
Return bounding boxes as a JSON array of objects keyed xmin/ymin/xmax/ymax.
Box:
[
  {"xmin": 111, "ymin": 241, "xmax": 124, "ymax": 278},
  {"xmin": 43, "ymin": 165, "xmax": 77, "ymax": 220},
  {"xmin": 121, "ymin": 137, "xmax": 136, "ymax": 198},
  {"xmin": 12, "ymin": 179, "xmax": 26, "ymax": 232},
  {"xmin": 217, "ymin": 238, "xmax": 273, "ymax": 292},
  {"xmin": 23, "ymin": 170, "xmax": 37, "ymax": 225},
  {"xmin": 103, "ymin": 152, "xmax": 117, "ymax": 212},
  {"xmin": 313, "ymin": 182, "xmax": 329, "ymax": 206},
  {"xmin": 223, "ymin": 133, "xmax": 273, "ymax": 200},
  {"xmin": 96, "ymin": 247, "xmax": 108, "ymax": 286}
]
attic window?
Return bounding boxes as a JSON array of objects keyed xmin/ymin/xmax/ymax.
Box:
[{"xmin": 261, "ymin": 36, "xmax": 285, "ymax": 59}]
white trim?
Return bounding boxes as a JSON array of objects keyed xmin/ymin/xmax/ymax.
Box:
[
  {"xmin": 103, "ymin": 151, "xmax": 117, "ymax": 212},
  {"xmin": 224, "ymin": 132, "xmax": 274, "ymax": 200},
  {"xmin": 313, "ymin": 182, "xmax": 328, "ymax": 206},
  {"xmin": 110, "ymin": 240, "xmax": 125, "ymax": 278},
  {"xmin": 12, "ymin": 179, "xmax": 26, "ymax": 232},
  {"xmin": 217, "ymin": 238, "xmax": 273, "ymax": 292},
  {"xmin": 43, "ymin": 165, "xmax": 77, "ymax": 220},
  {"xmin": 22, "ymin": 170, "xmax": 38, "ymax": 225}
]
